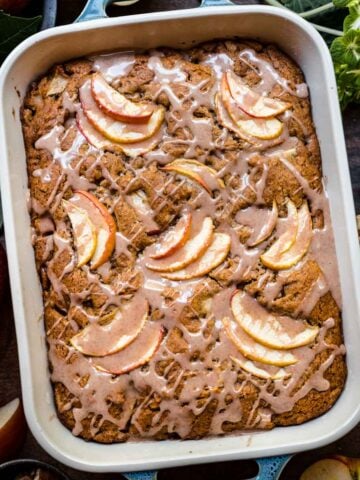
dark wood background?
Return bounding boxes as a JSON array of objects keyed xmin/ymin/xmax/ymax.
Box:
[{"xmin": 0, "ymin": 1, "xmax": 358, "ymax": 479}]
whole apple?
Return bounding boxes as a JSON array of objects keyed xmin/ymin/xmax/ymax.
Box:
[{"xmin": 0, "ymin": 0, "xmax": 31, "ymax": 15}]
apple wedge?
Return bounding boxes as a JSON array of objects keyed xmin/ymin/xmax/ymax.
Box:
[
  {"xmin": 260, "ymin": 199, "xmax": 298, "ymax": 265},
  {"xmin": 248, "ymin": 200, "xmax": 278, "ymax": 247},
  {"xmin": 230, "ymin": 355, "xmax": 289, "ymax": 380},
  {"xmin": 77, "ymin": 109, "xmax": 164, "ymax": 157},
  {"xmin": 162, "ymin": 233, "xmax": 231, "ymax": 281},
  {"xmin": 62, "ymin": 199, "xmax": 97, "ymax": 267},
  {"xmin": 0, "ymin": 398, "xmax": 26, "ymax": 462},
  {"xmin": 80, "ymin": 80, "xmax": 164, "ymax": 144},
  {"xmin": 261, "ymin": 202, "xmax": 312, "ymax": 270},
  {"xmin": 221, "ymin": 77, "xmax": 283, "ymax": 140},
  {"xmin": 163, "ymin": 159, "xmax": 225, "ymax": 194},
  {"xmin": 69, "ymin": 190, "xmax": 116, "ymax": 269},
  {"xmin": 231, "ymin": 291, "xmax": 319, "ymax": 350},
  {"xmin": 216, "ymin": 92, "xmax": 256, "ymax": 145},
  {"xmin": 146, "ymin": 217, "xmax": 214, "ymax": 273},
  {"xmin": 223, "ymin": 317, "xmax": 297, "ymax": 367},
  {"xmin": 150, "ymin": 211, "xmax": 192, "ymax": 259},
  {"xmin": 71, "ymin": 297, "xmax": 148, "ymax": 357},
  {"xmin": 92, "ymin": 73, "xmax": 154, "ymax": 123},
  {"xmin": 226, "ymin": 71, "xmax": 291, "ymax": 118},
  {"xmin": 92, "ymin": 322, "xmax": 164, "ymax": 375},
  {"xmin": 300, "ymin": 459, "xmax": 352, "ymax": 480}
]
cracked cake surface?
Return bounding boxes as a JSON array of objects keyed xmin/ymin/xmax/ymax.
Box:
[{"xmin": 22, "ymin": 39, "xmax": 346, "ymax": 443}]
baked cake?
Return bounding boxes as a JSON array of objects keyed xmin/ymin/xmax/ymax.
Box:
[{"xmin": 22, "ymin": 40, "xmax": 346, "ymax": 443}]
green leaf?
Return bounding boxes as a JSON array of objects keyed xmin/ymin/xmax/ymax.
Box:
[{"xmin": 0, "ymin": 11, "xmax": 41, "ymax": 64}]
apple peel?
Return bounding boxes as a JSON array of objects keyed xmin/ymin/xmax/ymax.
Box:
[{"xmin": 92, "ymin": 322, "xmax": 164, "ymax": 375}]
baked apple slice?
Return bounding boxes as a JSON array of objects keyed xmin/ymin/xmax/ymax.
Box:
[
  {"xmin": 92, "ymin": 322, "xmax": 164, "ymax": 375},
  {"xmin": 80, "ymin": 80, "xmax": 164, "ymax": 144},
  {"xmin": 162, "ymin": 233, "xmax": 231, "ymax": 281},
  {"xmin": 221, "ymin": 76, "xmax": 283, "ymax": 140},
  {"xmin": 150, "ymin": 211, "xmax": 192, "ymax": 259},
  {"xmin": 146, "ymin": 217, "xmax": 214, "ymax": 273},
  {"xmin": 261, "ymin": 202, "xmax": 312, "ymax": 270},
  {"xmin": 62, "ymin": 200, "xmax": 97, "ymax": 267},
  {"xmin": 223, "ymin": 317, "xmax": 297, "ymax": 367},
  {"xmin": 260, "ymin": 199, "xmax": 298, "ymax": 264},
  {"xmin": 163, "ymin": 159, "xmax": 225, "ymax": 194},
  {"xmin": 231, "ymin": 291, "xmax": 319, "ymax": 349},
  {"xmin": 226, "ymin": 71, "xmax": 291, "ymax": 118},
  {"xmin": 70, "ymin": 190, "xmax": 116, "ymax": 269},
  {"xmin": 247, "ymin": 200, "xmax": 278, "ymax": 247},
  {"xmin": 92, "ymin": 73, "xmax": 154, "ymax": 123},
  {"xmin": 77, "ymin": 109, "xmax": 164, "ymax": 157},
  {"xmin": 230, "ymin": 355, "xmax": 289, "ymax": 380},
  {"xmin": 71, "ymin": 297, "xmax": 148, "ymax": 356}
]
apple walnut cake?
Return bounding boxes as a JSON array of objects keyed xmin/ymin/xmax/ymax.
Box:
[{"xmin": 22, "ymin": 40, "xmax": 346, "ymax": 443}]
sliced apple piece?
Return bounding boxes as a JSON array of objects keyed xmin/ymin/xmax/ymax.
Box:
[
  {"xmin": 77, "ymin": 110, "xmax": 163, "ymax": 157},
  {"xmin": 230, "ymin": 355, "xmax": 289, "ymax": 380},
  {"xmin": 150, "ymin": 211, "xmax": 192, "ymax": 259},
  {"xmin": 92, "ymin": 322, "xmax": 164, "ymax": 375},
  {"xmin": 162, "ymin": 233, "xmax": 230, "ymax": 281},
  {"xmin": 248, "ymin": 200, "xmax": 278, "ymax": 247},
  {"xmin": 231, "ymin": 291, "xmax": 319, "ymax": 350},
  {"xmin": 80, "ymin": 80, "xmax": 164, "ymax": 144},
  {"xmin": 71, "ymin": 296, "xmax": 148, "ymax": 357},
  {"xmin": 126, "ymin": 190, "xmax": 159, "ymax": 234},
  {"xmin": 220, "ymin": 77, "xmax": 283, "ymax": 140},
  {"xmin": 69, "ymin": 190, "xmax": 116, "ymax": 269},
  {"xmin": 260, "ymin": 199, "xmax": 298, "ymax": 266},
  {"xmin": 0, "ymin": 398, "xmax": 26, "ymax": 462},
  {"xmin": 163, "ymin": 159, "xmax": 225, "ymax": 194},
  {"xmin": 226, "ymin": 71, "xmax": 291, "ymax": 118},
  {"xmin": 261, "ymin": 202, "xmax": 312, "ymax": 270},
  {"xmin": 92, "ymin": 73, "xmax": 154, "ymax": 123},
  {"xmin": 223, "ymin": 317, "xmax": 297, "ymax": 367},
  {"xmin": 146, "ymin": 217, "xmax": 214, "ymax": 273},
  {"xmin": 62, "ymin": 199, "xmax": 97, "ymax": 267},
  {"xmin": 300, "ymin": 459, "xmax": 352, "ymax": 480}
]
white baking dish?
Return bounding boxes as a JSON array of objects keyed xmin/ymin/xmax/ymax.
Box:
[{"xmin": 0, "ymin": 5, "xmax": 360, "ymax": 473}]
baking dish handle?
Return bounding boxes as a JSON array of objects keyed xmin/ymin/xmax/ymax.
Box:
[
  {"xmin": 76, "ymin": 0, "xmax": 236, "ymax": 22},
  {"xmin": 122, "ymin": 455, "xmax": 292, "ymax": 480},
  {"xmin": 76, "ymin": 0, "xmax": 140, "ymax": 22}
]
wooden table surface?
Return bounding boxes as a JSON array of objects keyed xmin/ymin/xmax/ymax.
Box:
[{"xmin": 0, "ymin": 1, "xmax": 359, "ymax": 479}]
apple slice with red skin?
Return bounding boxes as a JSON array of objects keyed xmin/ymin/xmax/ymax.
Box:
[
  {"xmin": 223, "ymin": 317, "xmax": 297, "ymax": 367},
  {"xmin": 92, "ymin": 73, "xmax": 154, "ymax": 124},
  {"xmin": 247, "ymin": 200, "xmax": 278, "ymax": 247},
  {"xmin": 231, "ymin": 290, "xmax": 319, "ymax": 350},
  {"xmin": 150, "ymin": 211, "xmax": 192, "ymax": 259},
  {"xmin": 0, "ymin": 398, "xmax": 27, "ymax": 462},
  {"xmin": 62, "ymin": 200, "xmax": 97, "ymax": 267},
  {"xmin": 261, "ymin": 202, "xmax": 312, "ymax": 270},
  {"xmin": 226, "ymin": 71, "xmax": 291, "ymax": 119},
  {"xmin": 230, "ymin": 355, "xmax": 289, "ymax": 380},
  {"xmin": 221, "ymin": 76, "xmax": 284, "ymax": 140},
  {"xmin": 69, "ymin": 190, "xmax": 116, "ymax": 269},
  {"xmin": 260, "ymin": 199, "xmax": 298, "ymax": 265},
  {"xmin": 71, "ymin": 297, "xmax": 148, "ymax": 357},
  {"xmin": 162, "ymin": 233, "xmax": 231, "ymax": 281},
  {"xmin": 163, "ymin": 159, "xmax": 225, "ymax": 194},
  {"xmin": 92, "ymin": 322, "xmax": 164, "ymax": 375},
  {"xmin": 300, "ymin": 459, "xmax": 352, "ymax": 480},
  {"xmin": 146, "ymin": 217, "xmax": 214, "ymax": 273},
  {"xmin": 80, "ymin": 80, "xmax": 164, "ymax": 144},
  {"xmin": 77, "ymin": 109, "xmax": 164, "ymax": 157}
]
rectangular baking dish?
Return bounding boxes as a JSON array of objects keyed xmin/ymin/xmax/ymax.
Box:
[{"xmin": 0, "ymin": 5, "xmax": 360, "ymax": 473}]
